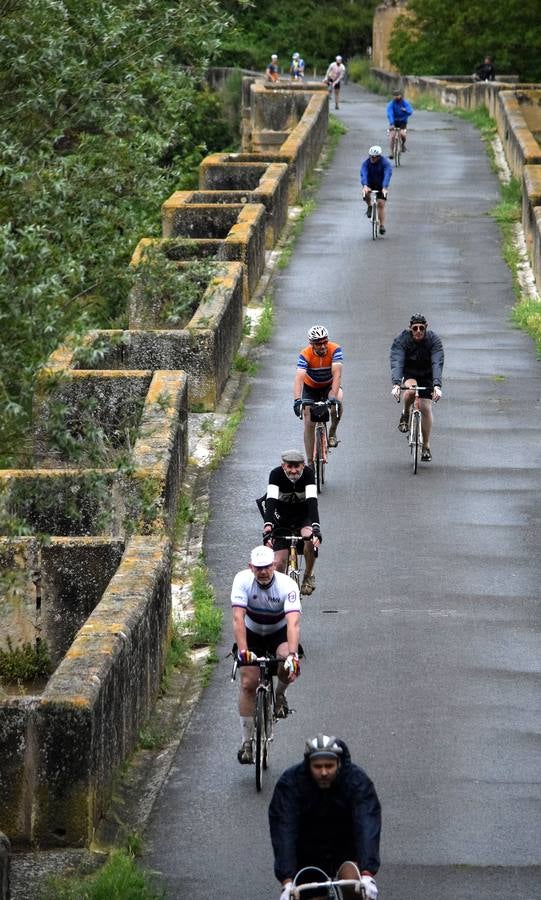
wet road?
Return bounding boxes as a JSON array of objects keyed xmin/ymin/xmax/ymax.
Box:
[{"xmin": 145, "ymin": 84, "xmax": 541, "ymax": 899}]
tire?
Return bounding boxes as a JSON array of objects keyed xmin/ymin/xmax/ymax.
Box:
[
  {"xmin": 394, "ymin": 135, "xmax": 401, "ymax": 167},
  {"xmin": 372, "ymin": 205, "xmax": 378, "ymax": 240},
  {"xmin": 315, "ymin": 429, "xmax": 324, "ymax": 492},
  {"xmin": 255, "ymin": 691, "xmax": 266, "ymax": 791},
  {"xmin": 411, "ymin": 412, "xmax": 420, "ymax": 474},
  {"xmin": 263, "ymin": 688, "xmax": 273, "ymax": 770}
]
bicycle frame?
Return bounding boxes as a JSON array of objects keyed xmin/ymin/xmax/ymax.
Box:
[
  {"xmin": 398, "ymin": 383, "xmax": 429, "ymax": 474},
  {"xmin": 231, "ymin": 654, "xmax": 279, "ymax": 790},
  {"xmin": 301, "ymin": 399, "xmax": 338, "ymax": 492},
  {"xmin": 279, "ymin": 533, "xmax": 305, "ymax": 587},
  {"xmin": 389, "ymin": 125, "xmax": 402, "ymax": 167},
  {"xmin": 368, "ymin": 189, "xmax": 381, "ymax": 240}
]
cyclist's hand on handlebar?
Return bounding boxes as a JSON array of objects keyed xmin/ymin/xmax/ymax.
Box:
[
  {"xmin": 293, "ymin": 397, "xmax": 303, "ymax": 418},
  {"xmin": 284, "ymin": 652, "xmax": 300, "ymax": 679},
  {"xmin": 382, "ymin": 189, "xmax": 388, "ymax": 199},
  {"xmin": 391, "ymin": 384, "xmax": 401, "ymax": 401},
  {"xmin": 432, "ymin": 386, "xmax": 442, "ymax": 402},
  {"xmin": 311, "ymin": 524, "xmax": 322, "ymax": 546},
  {"xmin": 262, "ymin": 525, "xmax": 274, "ymax": 545},
  {"xmin": 237, "ymin": 649, "xmax": 258, "ymax": 665},
  {"xmin": 361, "ymin": 876, "xmax": 378, "ymax": 899}
]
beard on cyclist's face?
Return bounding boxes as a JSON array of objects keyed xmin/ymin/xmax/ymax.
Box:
[
  {"xmin": 410, "ymin": 325, "xmax": 426, "ymax": 342},
  {"xmin": 250, "ymin": 562, "xmax": 275, "ymax": 586},
  {"xmin": 311, "ymin": 340, "xmax": 328, "ymax": 356},
  {"xmin": 282, "ymin": 462, "xmax": 304, "ymax": 482}
]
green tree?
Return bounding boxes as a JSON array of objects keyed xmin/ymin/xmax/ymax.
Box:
[
  {"xmin": 0, "ymin": 0, "xmax": 242, "ymax": 465},
  {"xmin": 217, "ymin": 0, "xmax": 377, "ymax": 72},
  {"xmin": 388, "ymin": 0, "xmax": 541, "ymax": 82}
]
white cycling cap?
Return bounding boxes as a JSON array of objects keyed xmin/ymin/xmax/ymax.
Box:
[
  {"xmin": 369, "ymin": 145, "xmax": 382, "ymax": 156},
  {"xmin": 336, "ymin": 55, "xmax": 342, "ymax": 62},
  {"xmin": 250, "ymin": 545, "xmax": 274, "ymax": 566}
]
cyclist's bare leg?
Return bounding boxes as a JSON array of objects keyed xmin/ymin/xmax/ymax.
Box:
[
  {"xmin": 303, "ymin": 408, "xmax": 316, "ymax": 461},
  {"xmin": 329, "ymin": 388, "xmax": 344, "ymax": 441},
  {"xmin": 400, "ymin": 126, "xmax": 407, "ymax": 149},
  {"xmin": 377, "ymin": 197, "xmax": 386, "ymax": 228},
  {"xmin": 389, "ymin": 127, "xmax": 396, "ymax": 156},
  {"xmin": 273, "ymin": 548, "xmax": 288, "ymax": 573},
  {"xmin": 301, "ymin": 527, "xmax": 316, "ymax": 579},
  {"xmin": 238, "ymin": 666, "xmax": 259, "ymax": 717},
  {"xmin": 419, "ymin": 397, "xmax": 433, "ymax": 446},
  {"xmin": 402, "ymin": 377, "xmax": 418, "ymax": 418},
  {"xmin": 275, "ymin": 638, "xmax": 295, "ymax": 707}
]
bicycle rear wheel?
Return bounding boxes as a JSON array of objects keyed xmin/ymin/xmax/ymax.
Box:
[
  {"xmin": 372, "ymin": 205, "xmax": 378, "ymax": 240},
  {"xmin": 255, "ymin": 690, "xmax": 266, "ymax": 791},
  {"xmin": 411, "ymin": 412, "xmax": 420, "ymax": 474}
]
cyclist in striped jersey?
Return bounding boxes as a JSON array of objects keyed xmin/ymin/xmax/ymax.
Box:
[{"xmin": 293, "ymin": 325, "xmax": 344, "ymax": 460}]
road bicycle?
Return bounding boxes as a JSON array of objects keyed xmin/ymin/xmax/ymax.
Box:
[
  {"xmin": 389, "ymin": 125, "xmax": 402, "ymax": 167},
  {"xmin": 366, "ymin": 189, "xmax": 383, "ymax": 240},
  {"xmin": 397, "ymin": 383, "xmax": 429, "ymax": 474},
  {"xmin": 290, "ymin": 867, "xmax": 366, "ymax": 899},
  {"xmin": 231, "ymin": 653, "xmax": 281, "ymax": 791},
  {"xmin": 301, "ymin": 399, "xmax": 339, "ymax": 492}
]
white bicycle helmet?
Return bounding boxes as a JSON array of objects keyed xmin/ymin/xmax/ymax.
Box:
[
  {"xmin": 369, "ymin": 145, "xmax": 382, "ymax": 156},
  {"xmin": 336, "ymin": 55, "xmax": 342, "ymax": 62},
  {"xmin": 304, "ymin": 734, "xmax": 343, "ymax": 760},
  {"xmin": 307, "ymin": 324, "xmax": 329, "ymax": 341},
  {"xmin": 293, "ymin": 52, "xmax": 300, "ymax": 60}
]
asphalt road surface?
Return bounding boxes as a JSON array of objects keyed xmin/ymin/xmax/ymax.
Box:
[{"xmin": 145, "ymin": 83, "xmax": 541, "ymax": 900}]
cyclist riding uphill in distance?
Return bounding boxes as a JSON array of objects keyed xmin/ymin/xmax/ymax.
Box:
[
  {"xmin": 386, "ymin": 88, "xmax": 413, "ymax": 156},
  {"xmin": 324, "ymin": 56, "xmax": 346, "ymax": 109},
  {"xmin": 231, "ymin": 545, "xmax": 301, "ymax": 764},
  {"xmin": 294, "ymin": 325, "xmax": 343, "ymax": 458},
  {"xmin": 290, "ymin": 52, "xmax": 305, "ymax": 80},
  {"xmin": 269, "ymin": 735, "xmax": 381, "ymax": 900},
  {"xmin": 262, "ymin": 449, "xmax": 321, "ymax": 597},
  {"xmin": 390, "ymin": 313, "xmax": 444, "ymax": 462},
  {"xmin": 360, "ymin": 146, "xmax": 392, "ymax": 235}
]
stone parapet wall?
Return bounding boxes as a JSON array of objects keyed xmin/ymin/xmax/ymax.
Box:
[
  {"xmin": 0, "ymin": 536, "xmax": 170, "ymax": 845},
  {"xmin": 1, "ymin": 73, "xmax": 329, "ymax": 847},
  {"xmin": 160, "ymin": 201, "xmax": 266, "ymax": 302},
  {"xmin": 371, "ymin": 68, "xmax": 541, "ymax": 295}
]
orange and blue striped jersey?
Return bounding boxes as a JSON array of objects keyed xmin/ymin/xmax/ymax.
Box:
[{"xmin": 296, "ymin": 342, "xmax": 343, "ymax": 389}]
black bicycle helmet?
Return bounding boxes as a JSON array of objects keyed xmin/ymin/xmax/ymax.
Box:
[
  {"xmin": 304, "ymin": 734, "xmax": 343, "ymax": 760},
  {"xmin": 409, "ymin": 313, "xmax": 427, "ymax": 326}
]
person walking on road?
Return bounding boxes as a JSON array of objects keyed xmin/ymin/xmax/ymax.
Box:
[
  {"xmin": 360, "ymin": 146, "xmax": 392, "ymax": 235},
  {"xmin": 386, "ymin": 88, "xmax": 413, "ymax": 156},
  {"xmin": 266, "ymin": 54, "xmax": 280, "ymax": 82},
  {"xmin": 293, "ymin": 324, "xmax": 344, "ymax": 457},
  {"xmin": 390, "ymin": 313, "xmax": 444, "ymax": 462},
  {"xmin": 231, "ymin": 545, "xmax": 301, "ymax": 763},
  {"xmin": 324, "ymin": 55, "xmax": 346, "ymax": 109},
  {"xmin": 269, "ymin": 734, "xmax": 381, "ymax": 900}
]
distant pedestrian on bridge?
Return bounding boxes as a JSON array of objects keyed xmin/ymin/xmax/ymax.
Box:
[
  {"xmin": 266, "ymin": 54, "xmax": 280, "ymax": 82},
  {"xmin": 474, "ymin": 55, "xmax": 495, "ymax": 82}
]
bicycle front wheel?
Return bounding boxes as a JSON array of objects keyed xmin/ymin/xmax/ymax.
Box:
[
  {"xmin": 372, "ymin": 207, "xmax": 378, "ymax": 240},
  {"xmin": 255, "ymin": 690, "xmax": 266, "ymax": 791},
  {"xmin": 315, "ymin": 428, "xmax": 325, "ymax": 492},
  {"xmin": 411, "ymin": 412, "xmax": 420, "ymax": 474},
  {"xmin": 394, "ymin": 134, "xmax": 401, "ymax": 167},
  {"xmin": 263, "ymin": 686, "xmax": 274, "ymax": 770}
]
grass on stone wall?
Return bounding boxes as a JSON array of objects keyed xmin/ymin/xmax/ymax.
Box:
[
  {"xmin": 38, "ymin": 849, "xmax": 162, "ymax": 900},
  {"xmin": 512, "ymin": 300, "xmax": 541, "ymax": 355},
  {"xmin": 190, "ymin": 565, "xmax": 222, "ymax": 647},
  {"xmin": 253, "ymin": 296, "xmax": 274, "ymax": 344}
]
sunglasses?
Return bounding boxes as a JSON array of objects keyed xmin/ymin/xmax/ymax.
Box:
[
  {"xmin": 312, "ymin": 340, "xmax": 328, "ymax": 346},
  {"xmin": 411, "ymin": 325, "xmax": 426, "ymax": 332}
]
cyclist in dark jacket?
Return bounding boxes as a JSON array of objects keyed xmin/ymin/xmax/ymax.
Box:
[
  {"xmin": 360, "ymin": 146, "xmax": 392, "ymax": 235},
  {"xmin": 269, "ymin": 735, "xmax": 381, "ymax": 900},
  {"xmin": 390, "ymin": 313, "xmax": 444, "ymax": 462}
]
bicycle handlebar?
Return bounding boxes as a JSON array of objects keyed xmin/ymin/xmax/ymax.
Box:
[
  {"xmin": 291, "ymin": 880, "xmax": 364, "ymax": 898},
  {"xmin": 231, "ymin": 654, "xmax": 281, "ymax": 681},
  {"xmin": 300, "ymin": 399, "xmax": 338, "ymax": 408}
]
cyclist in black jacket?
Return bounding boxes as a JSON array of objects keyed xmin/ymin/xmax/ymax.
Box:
[
  {"xmin": 269, "ymin": 735, "xmax": 381, "ymax": 900},
  {"xmin": 390, "ymin": 313, "xmax": 444, "ymax": 462},
  {"xmin": 262, "ymin": 449, "xmax": 321, "ymax": 596}
]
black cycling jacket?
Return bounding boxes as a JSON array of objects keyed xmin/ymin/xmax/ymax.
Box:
[
  {"xmin": 268, "ymin": 741, "xmax": 381, "ymax": 882},
  {"xmin": 390, "ymin": 328, "xmax": 444, "ymax": 386}
]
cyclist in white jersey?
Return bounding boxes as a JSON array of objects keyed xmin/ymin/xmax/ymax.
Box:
[{"xmin": 232, "ymin": 545, "xmax": 302, "ymax": 764}]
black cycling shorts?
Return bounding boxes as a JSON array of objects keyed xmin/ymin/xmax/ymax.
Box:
[
  {"xmin": 246, "ymin": 625, "xmax": 288, "ymax": 656},
  {"xmin": 403, "ymin": 375, "xmax": 434, "ymax": 396},
  {"xmin": 302, "ymin": 384, "xmax": 331, "ymax": 402},
  {"xmin": 392, "ymin": 120, "xmax": 408, "ymax": 128},
  {"xmin": 271, "ymin": 523, "xmax": 312, "ymax": 552}
]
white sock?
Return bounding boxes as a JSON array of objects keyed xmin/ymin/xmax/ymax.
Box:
[{"xmin": 240, "ymin": 716, "xmax": 254, "ymax": 742}]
